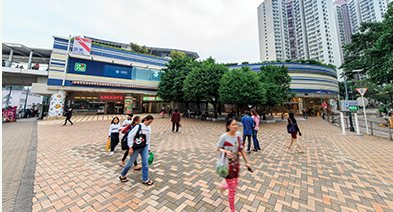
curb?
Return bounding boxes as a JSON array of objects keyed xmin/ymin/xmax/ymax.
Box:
[{"xmin": 13, "ymin": 120, "xmax": 38, "ymax": 212}]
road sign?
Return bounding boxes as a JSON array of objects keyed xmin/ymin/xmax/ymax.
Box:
[
  {"xmin": 355, "ymin": 87, "xmax": 368, "ymax": 97},
  {"xmin": 356, "ymin": 97, "xmax": 368, "ymax": 107},
  {"xmin": 339, "ymin": 100, "xmax": 358, "ymax": 112}
]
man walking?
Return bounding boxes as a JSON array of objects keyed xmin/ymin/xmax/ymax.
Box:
[
  {"xmin": 63, "ymin": 107, "xmax": 73, "ymax": 126},
  {"xmin": 241, "ymin": 110, "xmax": 254, "ymax": 154}
]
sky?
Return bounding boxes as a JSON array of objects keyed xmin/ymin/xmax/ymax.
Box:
[{"xmin": 2, "ymin": 0, "xmax": 264, "ymax": 64}]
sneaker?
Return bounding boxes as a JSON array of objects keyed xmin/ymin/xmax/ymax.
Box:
[
  {"xmin": 110, "ymin": 152, "xmax": 114, "ymax": 156},
  {"xmin": 247, "ymin": 151, "xmax": 251, "ymax": 154}
]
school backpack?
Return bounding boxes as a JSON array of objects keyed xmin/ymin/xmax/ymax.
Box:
[
  {"xmin": 121, "ymin": 126, "xmax": 134, "ymax": 150},
  {"xmin": 287, "ymin": 119, "xmax": 297, "ymax": 134}
]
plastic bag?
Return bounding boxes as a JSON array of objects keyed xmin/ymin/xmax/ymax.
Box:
[
  {"xmin": 105, "ymin": 138, "xmax": 111, "ymax": 151},
  {"xmin": 216, "ymin": 151, "xmax": 229, "ymax": 178}
]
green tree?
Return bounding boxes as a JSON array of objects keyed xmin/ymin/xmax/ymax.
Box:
[
  {"xmin": 383, "ymin": 84, "xmax": 393, "ymax": 104},
  {"xmin": 157, "ymin": 56, "xmax": 197, "ymax": 107},
  {"xmin": 338, "ymin": 81, "xmax": 357, "ymax": 100},
  {"xmin": 170, "ymin": 50, "xmax": 186, "ymax": 59},
  {"xmin": 219, "ymin": 66, "xmax": 266, "ymax": 119},
  {"xmin": 340, "ymin": 3, "xmax": 393, "ymax": 85},
  {"xmin": 130, "ymin": 43, "xmax": 149, "ymax": 54},
  {"xmin": 258, "ymin": 65, "xmax": 296, "ymax": 119},
  {"xmin": 183, "ymin": 57, "xmax": 228, "ymax": 118}
]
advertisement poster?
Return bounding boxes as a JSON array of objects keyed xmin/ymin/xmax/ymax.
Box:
[
  {"xmin": 124, "ymin": 96, "xmax": 133, "ymax": 114},
  {"xmin": 2, "ymin": 108, "xmax": 17, "ymax": 122}
]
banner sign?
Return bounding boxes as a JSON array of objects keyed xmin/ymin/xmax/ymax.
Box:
[
  {"xmin": 72, "ymin": 37, "xmax": 92, "ymax": 55},
  {"xmin": 2, "ymin": 108, "xmax": 17, "ymax": 122}
]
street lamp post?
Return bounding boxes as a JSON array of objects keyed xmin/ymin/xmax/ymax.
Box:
[{"xmin": 344, "ymin": 75, "xmax": 355, "ymax": 132}]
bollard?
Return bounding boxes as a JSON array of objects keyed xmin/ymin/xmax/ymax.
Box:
[
  {"xmin": 370, "ymin": 122, "xmax": 373, "ymax": 135},
  {"xmin": 340, "ymin": 112, "xmax": 347, "ymax": 135},
  {"xmin": 354, "ymin": 113, "xmax": 363, "ymax": 136},
  {"xmin": 389, "ymin": 123, "xmax": 392, "ymax": 140}
]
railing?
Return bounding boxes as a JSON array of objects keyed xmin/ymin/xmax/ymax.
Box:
[{"xmin": 325, "ymin": 114, "xmax": 393, "ymax": 140}]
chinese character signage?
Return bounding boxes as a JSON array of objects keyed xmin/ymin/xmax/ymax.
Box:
[
  {"xmin": 72, "ymin": 37, "xmax": 92, "ymax": 55},
  {"xmin": 75, "ymin": 63, "xmax": 86, "ymax": 72}
]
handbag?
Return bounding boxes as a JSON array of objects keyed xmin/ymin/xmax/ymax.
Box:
[
  {"xmin": 216, "ymin": 151, "xmax": 229, "ymax": 178},
  {"xmin": 132, "ymin": 124, "xmax": 147, "ymax": 149},
  {"xmin": 105, "ymin": 138, "xmax": 111, "ymax": 151},
  {"xmin": 179, "ymin": 123, "xmax": 182, "ymax": 127},
  {"xmin": 287, "ymin": 119, "xmax": 297, "ymax": 134}
]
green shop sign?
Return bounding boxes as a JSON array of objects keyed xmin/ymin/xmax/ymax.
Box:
[
  {"xmin": 75, "ymin": 63, "xmax": 86, "ymax": 72},
  {"xmin": 143, "ymin": 96, "xmax": 163, "ymax": 101}
]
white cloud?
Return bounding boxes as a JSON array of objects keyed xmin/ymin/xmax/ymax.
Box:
[{"xmin": 2, "ymin": 0, "xmax": 263, "ymax": 63}]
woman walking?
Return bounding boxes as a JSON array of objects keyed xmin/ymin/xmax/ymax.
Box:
[
  {"xmin": 217, "ymin": 118, "xmax": 252, "ymax": 212},
  {"xmin": 108, "ymin": 117, "xmax": 121, "ymax": 156},
  {"xmin": 250, "ymin": 109, "xmax": 261, "ymax": 152},
  {"xmin": 287, "ymin": 112, "xmax": 305, "ymax": 153},
  {"xmin": 119, "ymin": 115, "xmax": 154, "ymax": 185},
  {"xmin": 171, "ymin": 108, "xmax": 180, "ymax": 133},
  {"xmin": 120, "ymin": 116, "xmax": 142, "ymax": 170}
]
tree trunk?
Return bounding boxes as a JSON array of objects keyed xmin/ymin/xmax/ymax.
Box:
[
  {"xmin": 281, "ymin": 102, "xmax": 284, "ymax": 120},
  {"xmin": 262, "ymin": 105, "xmax": 266, "ymax": 120},
  {"xmin": 213, "ymin": 101, "xmax": 218, "ymax": 118},
  {"xmin": 196, "ymin": 100, "xmax": 200, "ymax": 112}
]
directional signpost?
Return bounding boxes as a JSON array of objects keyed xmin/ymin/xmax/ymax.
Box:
[{"xmin": 356, "ymin": 87, "xmax": 368, "ymax": 135}]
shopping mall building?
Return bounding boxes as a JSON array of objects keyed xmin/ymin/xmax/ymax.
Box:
[
  {"xmin": 31, "ymin": 36, "xmax": 199, "ymax": 117},
  {"xmin": 25, "ymin": 35, "xmax": 338, "ymax": 117},
  {"xmin": 229, "ymin": 63, "xmax": 339, "ymax": 116}
]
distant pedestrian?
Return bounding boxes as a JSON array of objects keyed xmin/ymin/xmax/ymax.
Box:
[
  {"xmin": 160, "ymin": 106, "xmax": 165, "ymax": 118},
  {"xmin": 171, "ymin": 108, "xmax": 181, "ymax": 132},
  {"xmin": 302, "ymin": 109, "xmax": 308, "ymax": 119},
  {"xmin": 241, "ymin": 110, "xmax": 254, "ymax": 154},
  {"xmin": 120, "ymin": 116, "xmax": 142, "ymax": 170},
  {"xmin": 169, "ymin": 107, "xmax": 172, "ymax": 116},
  {"xmin": 250, "ymin": 109, "xmax": 261, "ymax": 152},
  {"xmin": 122, "ymin": 114, "xmax": 133, "ymax": 127},
  {"xmin": 388, "ymin": 108, "xmax": 391, "ymax": 117},
  {"xmin": 286, "ymin": 112, "xmax": 304, "ymax": 153},
  {"xmin": 120, "ymin": 115, "xmax": 154, "ymax": 186},
  {"xmin": 217, "ymin": 118, "xmax": 252, "ymax": 212},
  {"xmin": 63, "ymin": 108, "xmax": 73, "ymax": 126},
  {"xmin": 108, "ymin": 117, "xmax": 121, "ymax": 156}
]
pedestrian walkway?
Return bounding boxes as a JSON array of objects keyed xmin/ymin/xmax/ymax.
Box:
[
  {"xmin": 31, "ymin": 117, "xmax": 393, "ymax": 211},
  {"xmin": 2, "ymin": 118, "xmax": 37, "ymax": 212}
]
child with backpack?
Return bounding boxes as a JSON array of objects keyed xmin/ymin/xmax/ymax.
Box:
[
  {"xmin": 286, "ymin": 112, "xmax": 304, "ymax": 153},
  {"xmin": 120, "ymin": 116, "xmax": 142, "ymax": 170}
]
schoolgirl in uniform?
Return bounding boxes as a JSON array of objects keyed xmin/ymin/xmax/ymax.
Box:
[{"xmin": 108, "ymin": 117, "xmax": 121, "ymax": 156}]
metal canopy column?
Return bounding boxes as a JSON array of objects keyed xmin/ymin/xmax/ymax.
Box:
[
  {"xmin": 28, "ymin": 51, "xmax": 33, "ymax": 69},
  {"xmin": 7, "ymin": 49, "xmax": 14, "ymax": 67}
]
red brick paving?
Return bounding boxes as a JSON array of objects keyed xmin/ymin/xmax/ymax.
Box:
[{"xmin": 34, "ymin": 115, "xmax": 393, "ymax": 211}]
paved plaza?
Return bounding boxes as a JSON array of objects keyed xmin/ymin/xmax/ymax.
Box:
[{"xmin": 4, "ymin": 114, "xmax": 393, "ymax": 212}]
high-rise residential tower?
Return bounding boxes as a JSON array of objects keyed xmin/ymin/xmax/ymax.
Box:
[
  {"xmin": 257, "ymin": 0, "xmax": 290, "ymax": 61},
  {"xmin": 258, "ymin": 0, "xmax": 342, "ymax": 68}
]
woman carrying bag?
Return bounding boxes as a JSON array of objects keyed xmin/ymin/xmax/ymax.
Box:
[
  {"xmin": 216, "ymin": 118, "xmax": 252, "ymax": 212},
  {"xmin": 286, "ymin": 112, "xmax": 305, "ymax": 153},
  {"xmin": 119, "ymin": 115, "xmax": 154, "ymax": 185}
]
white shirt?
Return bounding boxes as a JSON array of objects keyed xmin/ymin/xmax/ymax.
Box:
[
  {"xmin": 127, "ymin": 123, "xmax": 151, "ymax": 150},
  {"xmin": 122, "ymin": 119, "xmax": 133, "ymax": 127},
  {"xmin": 108, "ymin": 123, "xmax": 121, "ymax": 136}
]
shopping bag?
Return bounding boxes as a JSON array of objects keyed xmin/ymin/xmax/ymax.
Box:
[
  {"xmin": 105, "ymin": 138, "xmax": 111, "ymax": 151},
  {"xmin": 148, "ymin": 152, "xmax": 154, "ymax": 165},
  {"xmin": 216, "ymin": 151, "xmax": 229, "ymax": 178}
]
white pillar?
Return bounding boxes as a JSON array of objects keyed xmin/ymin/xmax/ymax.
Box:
[
  {"xmin": 48, "ymin": 91, "xmax": 66, "ymax": 117},
  {"xmin": 27, "ymin": 51, "xmax": 33, "ymax": 69},
  {"xmin": 340, "ymin": 112, "xmax": 347, "ymax": 135},
  {"xmin": 354, "ymin": 113, "xmax": 363, "ymax": 136}
]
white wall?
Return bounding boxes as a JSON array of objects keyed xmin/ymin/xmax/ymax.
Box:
[{"xmin": 2, "ymin": 88, "xmax": 43, "ymax": 109}]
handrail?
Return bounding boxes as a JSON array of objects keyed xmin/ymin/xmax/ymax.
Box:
[{"xmin": 325, "ymin": 114, "xmax": 392, "ymax": 140}]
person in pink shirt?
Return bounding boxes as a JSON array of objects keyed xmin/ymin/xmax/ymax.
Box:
[{"xmin": 250, "ymin": 109, "xmax": 261, "ymax": 151}]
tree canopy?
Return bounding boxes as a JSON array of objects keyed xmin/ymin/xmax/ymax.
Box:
[
  {"xmin": 219, "ymin": 66, "xmax": 266, "ymax": 108},
  {"xmin": 340, "ymin": 3, "xmax": 393, "ymax": 85},
  {"xmin": 183, "ymin": 57, "xmax": 227, "ymax": 117},
  {"xmin": 170, "ymin": 50, "xmax": 186, "ymax": 59}
]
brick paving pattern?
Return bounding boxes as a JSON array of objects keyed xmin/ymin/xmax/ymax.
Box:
[
  {"xmin": 2, "ymin": 120, "xmax": 35, "ymax": 212},
  {"xmin": 32, "ymin": 115, "xmax": 393, "ymax": 211}
]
